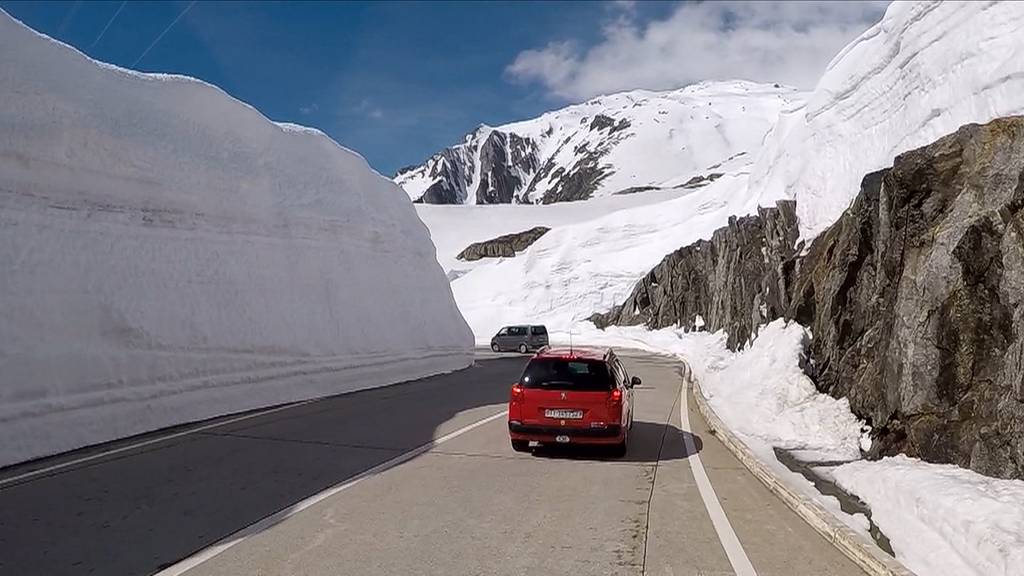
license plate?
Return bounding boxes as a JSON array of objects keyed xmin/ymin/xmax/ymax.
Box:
[
  {"xmin": 545, "ymin": 409, "xmax": 583, "ymax": 419},
  {"xmin": 555, "ymin": 435, "xmax": 570, "ymax": 443}
]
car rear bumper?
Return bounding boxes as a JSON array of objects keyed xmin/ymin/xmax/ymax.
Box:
[{"xmin": 508, "ymin": 422, "xmax": 623, "ymax": 444}]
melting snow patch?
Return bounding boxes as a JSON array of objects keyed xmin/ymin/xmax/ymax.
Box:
[{"xmin": 831, "ymin": 456, "xmax": 1024, "ymax": 576}]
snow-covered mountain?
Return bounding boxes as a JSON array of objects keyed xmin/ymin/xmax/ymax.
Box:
[
  {"xmin": 397, "ymin": 81, "xmax": 802, "ymax": 204},
  {"xmin": 418, "ymin": 0, "xmax": 1024, "ymax": 344},
  {"xmin": 750, "ymin": 0, "xmax": 1024, "ymax": 239},
  {"xmin": 0, "ymin": 11, "xmax": 472, "ymax": 467}
]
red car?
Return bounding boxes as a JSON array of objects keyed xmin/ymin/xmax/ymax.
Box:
[{"xmin": 508, "ymin": 346, "xmax": 638, "ymax": 457}]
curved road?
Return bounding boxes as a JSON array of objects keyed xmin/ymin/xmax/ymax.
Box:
[{"xmin": 0, "ymin": 352, "xmax": 866, "ymax": 576}]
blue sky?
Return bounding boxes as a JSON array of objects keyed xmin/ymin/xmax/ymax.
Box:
[{"xmin": 0, "ymin": 1, "xmax": 886, "ymax": 175}]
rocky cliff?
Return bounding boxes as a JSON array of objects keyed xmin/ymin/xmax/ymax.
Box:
[
  {"xmin": 596, "ymin": 116, "xmax": 1024, "ymax": 479},
  {"xmin": 591, "ymin": 201, "xmax": 800, "ymax": 350}
]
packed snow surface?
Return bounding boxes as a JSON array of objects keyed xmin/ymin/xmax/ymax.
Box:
[
  {"xmin": 830, "ymin": 456, "xmax": 1024, "ymax": 576},
  {"xmin": 0, "ymin": 12, "xmax": 472, "ymax": 466},
  {"xmin": 398, "ymin": 81, "xmax": 800, "ymax": 204},
  {"xmin": 417, "ymin": 186, "xmax": 699, "ymax": 272},
  {"xmin": 420, "ymin": 170, "xmax": 769, "ymax": 342},
  {"xmin": 750, "ymin": 0, "xmax": 1024, "ymax": 239}
]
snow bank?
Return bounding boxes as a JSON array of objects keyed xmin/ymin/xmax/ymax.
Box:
[
  {"xmin": 0, "ymin": 12, "xmax": 472, "ymax": 467},
  {"xmin": 583, "ymin": 318, "xmax": 1024, "ymax": 576},
  {"xmin": 576, "ymin": 321, "xmax": 864, "ymax": 461},
  {"xmin": 750, "ymin": 0, "xmax": 1024, "ymax": 238},
  {"xmin": 687, "ymin": 321, "xmax": 864, "ymax": 461},
  {"xmin": 830, "ymin": 456, "xmax": 1024, "ymax": 576}
]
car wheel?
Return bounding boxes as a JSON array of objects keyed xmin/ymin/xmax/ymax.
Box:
[
  {"xmin": 610, "ymin": 439, "xmax": 627, "ymax": 458},
  {"xmin": 518, "ymin": 343, "xmax": 528, "ymax": 354},
  {"xmin": 511, "ymin": 439, "xmax": 530, "ymax": 453},
  {"xmin": 611, "ymin": 428, "xmax": 628, "ymax": 458},
  {"xmin": 491, "ymin": 343, "xmax": 500, "ymax": 352}
]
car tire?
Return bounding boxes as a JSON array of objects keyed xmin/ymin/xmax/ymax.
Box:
[
  {"xmin": 518, "ymin": 343, "xmax": 528, "ymax": 354},
  {"xmin": 511, "ymin": 439, "xmax": 530, "ymax": 453},
  {"xmin": 611, "ymin": 427, "xmax": 628, "ymax": 458},
  {"xmin": 610, "ymin": 439, "xmax": 627, "ymax": 458},
  {"xmin": 491, "ymin": 343, "xmax": 500, "ymax": 352}
]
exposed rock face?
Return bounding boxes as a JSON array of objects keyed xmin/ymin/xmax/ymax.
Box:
[
  {"xmin": 792, "ymin": 117, "xmax": 1024, "ymax": 479},
  {"xmin": 595, "ymin": 116, "xmax": 1024, "ymax": 479},
  {"xmin": 474, "ymin": 131, "xmax": 539, "ymax": 204},
  {"xmin": 591, "ymin": 201, "xmax": 800, "ymax": 350},
  {"xmin": 538, "ymin": 148, "xmax": 613, "ymax": 204},
  {"xmin": 456, "ymin": 227, "xmax": 551, "ymax": 261},
  {"xmin": 680, "ymin": 172, "xmax": 724, "ymax": 189},
  {"xmin": 409, "ymin": 127, "xmax": 541, "ymax": 205},
  {"xmin": 414, "ymin": 146, "xmax": 473, "ymax": 204}
]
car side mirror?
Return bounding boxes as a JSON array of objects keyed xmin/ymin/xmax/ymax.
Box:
[{"xmin": 629, "ymin": 376, "xmax": 641, "ymax": 388}]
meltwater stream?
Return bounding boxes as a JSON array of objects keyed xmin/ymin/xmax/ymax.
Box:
[{"xmin": 773, "ymin": 448, "xmax": 895, "ymax": 557}]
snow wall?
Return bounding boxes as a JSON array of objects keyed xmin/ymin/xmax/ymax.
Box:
[
  {"xmin": 750, "ymin": 0, "xmax": 1024, "ymax": 239},
  {"xmin": 0, "ymin": 12, "xmax": 474, "ymax": 467}
]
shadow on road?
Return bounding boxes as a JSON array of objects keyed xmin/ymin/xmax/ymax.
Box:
[
  {"xmin": 0, "ymin": 356, "xmax": 530, "ymax": 576},
  {"xmin": 529, "ymin": 421, "xmax": 702, "ymax": 464}
]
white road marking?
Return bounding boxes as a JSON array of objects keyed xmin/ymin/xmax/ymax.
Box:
[
  {"xmin": 679, "ymin": 373, "xmax": 758, "ymax": 576},
  {"xmin": 154, "ymin": 409, "xmax": 509, "ymax": 576},
  {"xmin": 0, "ymin": 399, "xmax": 317, "ymax": 489}
]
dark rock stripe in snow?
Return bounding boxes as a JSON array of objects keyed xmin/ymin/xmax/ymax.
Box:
[{"xmin": 456, "ymin": 226, "xmax": 551, "ymax": 261}]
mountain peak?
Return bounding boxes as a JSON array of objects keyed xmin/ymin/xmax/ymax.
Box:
[{"xmin": 397, "ymin": 81, "xmax": 802, "ymax": 205}]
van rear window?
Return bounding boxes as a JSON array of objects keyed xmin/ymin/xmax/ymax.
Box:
[
  {"xmin": 530, "ymin": 326, "xmax": 547, "ymax": 335},
  {"xmin": 520, "ymin": 358, "xmax": 612, "ymax": 391}
]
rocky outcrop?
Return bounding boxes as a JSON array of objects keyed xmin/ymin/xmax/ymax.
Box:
[
  {"xmin": 792, "ymin": 117, "xmax": 1024, "ymax": 479},
  {"xmin": 413, "ymin": 146, "xmax": 473, "ymax": 204},
  {"xmin": 680, "ymin": 172, "xmax": 724, "ymax": 189},
  {"xmin": 474, "ymin": 131, "xmax": 539, "ymax": 204},
  {"xmin": 591, "ymin": 201, "xmax": 800, "ymax": 350},
  {"xmin": 595, "ymin": 116, "xmax": 1024, "ymax": 479},
  {"xmin": 456, "ymin": 227, "xmax": 551, "ymax": 261},
  {"xmin": 408, "ymin": 127, "xmax": 541, "ymax": 205},
  {"xmin": 538, "ymin": 148, "xmax": 612, "ymax": 204}
]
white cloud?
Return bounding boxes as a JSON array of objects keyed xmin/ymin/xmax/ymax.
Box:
[
  {"xmin": 353, "ymin": 98, "xmax": 385, "ymax": 120},
  {"xmin": 507, "ymin": 1, "xmax": 889, "ymax": 100}
]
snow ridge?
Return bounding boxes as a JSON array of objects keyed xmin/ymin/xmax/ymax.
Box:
[{"xmin": 397, "ymin": 81, "xmax": 801, "ymax": 204}]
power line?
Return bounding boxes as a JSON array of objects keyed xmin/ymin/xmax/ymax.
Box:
[
  {"xmin": 132, "ymin": 0, "xmax": 196, "ymax": 67},
  {"xmin": 91, "ymin": 1, "xmax": 126, "ymax": 48}
]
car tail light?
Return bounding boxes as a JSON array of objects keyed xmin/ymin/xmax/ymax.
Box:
[
  {"xmin": 510, "ymin": 383, "xmax": 525, "ymax": 403},
  {"xmin": 608, "ymin": 388, "xmax": 624, "ymax": 423},
  {"xmin": 608, "ymin": 387, "xmax": 623, "ymax": 409}
]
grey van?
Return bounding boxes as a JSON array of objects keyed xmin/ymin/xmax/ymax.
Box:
[{"xmin": 490, "ymin": 325, "xmax": 548, "ymax": 353}]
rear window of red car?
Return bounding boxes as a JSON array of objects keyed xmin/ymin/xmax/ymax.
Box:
[{"xmin": 520, "ymin": 358, "xmax": 613, "ymax": 391}]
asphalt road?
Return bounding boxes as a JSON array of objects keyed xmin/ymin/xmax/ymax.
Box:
[{"xmin": 0, "ymin": 352, "xmax": 868, "ymax": 576}]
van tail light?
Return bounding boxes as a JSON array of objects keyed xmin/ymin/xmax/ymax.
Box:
[{"xmin": 510, "ymin": 383, "xmax": 525, "ymax": 403}]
